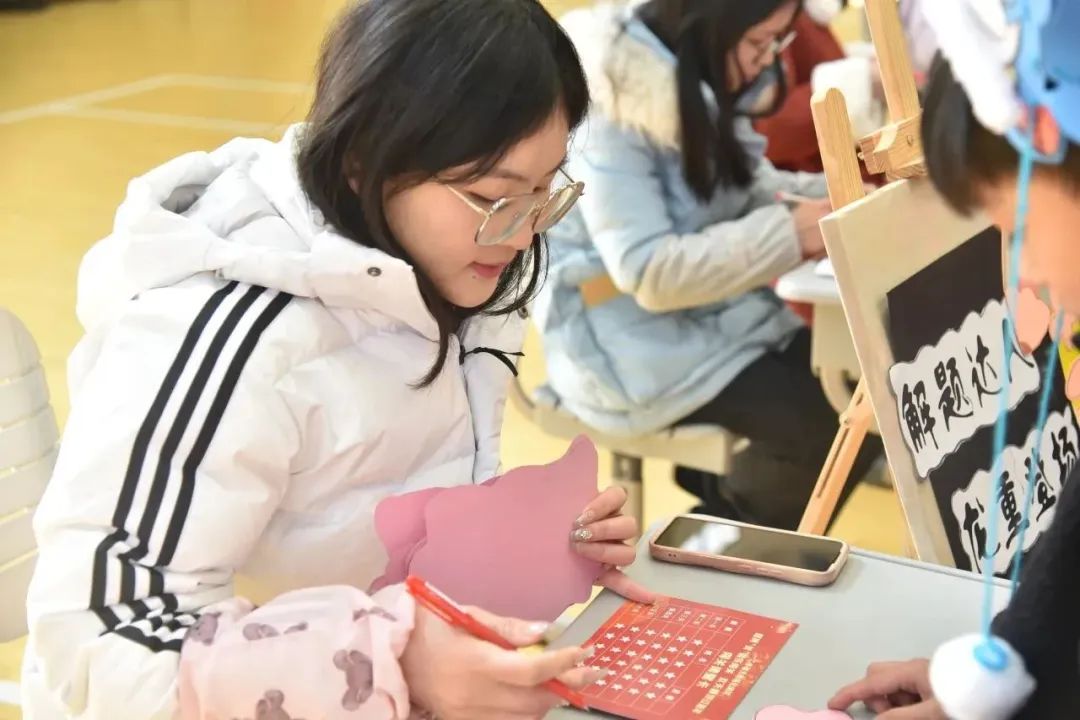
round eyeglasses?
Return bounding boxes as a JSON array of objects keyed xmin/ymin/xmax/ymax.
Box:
[{"xmin": 444, "ymin": 170, "xmax": 585, "ymax": 246}]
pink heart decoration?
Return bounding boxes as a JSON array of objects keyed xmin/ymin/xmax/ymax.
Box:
[
  {"xmin": 372, "ymin": 436, "xmax": 605, "ymax": 621},
  {"xmin": 1012, "ymin": 286, "xmax": 1051, "ymax": 355},
  {"xmin": 755, "ymin": 707, "xmax": 852, "ymax": 720}
]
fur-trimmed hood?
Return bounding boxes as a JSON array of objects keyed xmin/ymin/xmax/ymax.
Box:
[
  {"xmin": 541, "ymin": 4, "xmax": 828, "ymax": 438},
  {"xmin": 561, "ymin": 3, "xmax": 683, "ymax": 150},
  {"xmin": 560, "ymin": 3, "xmax": 781, "ymax": 151}
]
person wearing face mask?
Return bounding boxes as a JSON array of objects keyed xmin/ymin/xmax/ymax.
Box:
[
  {"xmin": 536, "ymin": 0, "xmax": 883, "ymax": 530},
  {"xmin": 755, "ymin": 0, "xmax": 884, "ymax": 174}
]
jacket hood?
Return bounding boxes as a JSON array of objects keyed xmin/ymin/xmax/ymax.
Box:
[
  {"xmin": 78, "ymin": 125, "xmax": 439, "ymax": 340},
  {"xmin": 561, "ymin": 2, "xmax": 683, "ymax": 150}
]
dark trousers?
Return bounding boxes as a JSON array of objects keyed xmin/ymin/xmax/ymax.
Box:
[{"xmin": 675, "ymin": 329, "xmax": 882, "ymax": 530}]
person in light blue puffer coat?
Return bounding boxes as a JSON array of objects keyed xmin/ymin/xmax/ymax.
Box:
[{"xmin": 534, "ymin": 0, "xmax": 882, "ymax": 528}]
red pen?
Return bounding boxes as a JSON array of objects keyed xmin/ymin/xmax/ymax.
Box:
[{"xmin": 405, "ymin": 576, "xmax": 590, "ymax": 710}]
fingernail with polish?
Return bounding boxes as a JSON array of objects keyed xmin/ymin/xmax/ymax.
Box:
[
  {"xmin": 575, "ymin": 646, "xmax": 596, "ymax": 664},
  {"xmin": 575, "ymin": 511, "xmax": 594, "ymax": 527},
  {"xmin": 572, "ymin": 528, "xmax": 593, "ymax": 542},
  {"xmin": 529, "ymin": 622, "xmax": 550, "ymax": 636}
]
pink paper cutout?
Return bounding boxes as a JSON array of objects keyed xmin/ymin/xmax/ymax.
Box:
[
  {"xmin": 376, "ymin": 487, "xmax": 444, "ymax": 552},
  {"xmin": 1012, "ymin": 286, "xmax": 1051, "ymax": 354},
  {"xmin": 755, "ymin": 707, "xmax": 852, "ymax": 720},
  {"xmin": 383, "ymin": 436, "xmax": 603, "ymax": 621},
  {"xmin": 371, "ymin": 476, "xmax": 504, "ymax": 592},
  {"xmin": 370, "ymin": 488, "xmax": 446, "ymax": 592},
  {"xmin": 1008, "ymin": 288, "xmax": 1080, "ymax": 400}
]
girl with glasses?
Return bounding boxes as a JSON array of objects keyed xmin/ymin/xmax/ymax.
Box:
[
  {"xmin": 22, "ymin": 2, "xmax": 646, "ymax": 719},
  {"xmin": 537, "ymin": 0, "xmax": 882, "ymax": 530},
  {"xmin": 754, "ymin": 0, "xmax": 886, "ymax": 174}
]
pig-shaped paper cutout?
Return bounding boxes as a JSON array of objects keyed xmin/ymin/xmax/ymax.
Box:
[{"xmin": 372, "ymin": 436, "xmax": 604, "ymax": 621}]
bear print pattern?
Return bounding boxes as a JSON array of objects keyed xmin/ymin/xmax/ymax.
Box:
[
  {"xmin": 232, "ymin": 689, "xmax": 306, "ymax": 720},
  {"xmin": 243, "ymin": 623, "xmax": 281, "ymax": 641},
  {"xmin": 334, "ymin": 649, "xmax": 375, "ymax": 711},
  {"xmin": 187, "ymin": 612, "xmax": 221, "ymax": 646},
  {"xmin": 353, "ymin": 607, "xmax": 397, "ymax": 623}
]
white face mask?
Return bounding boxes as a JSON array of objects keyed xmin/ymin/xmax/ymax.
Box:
[{"xmin": 804, "ymin": 0, "xmax": 843, "ymax": 25}]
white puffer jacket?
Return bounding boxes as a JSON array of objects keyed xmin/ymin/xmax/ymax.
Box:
[{"xmin": 22, "ymin": 127, "xmax": 526, "ymax": 719}]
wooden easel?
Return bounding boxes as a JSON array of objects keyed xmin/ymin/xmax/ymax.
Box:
[{"xmin": 797, "ymin": 0, "xmax": 926, "ymax": 536}]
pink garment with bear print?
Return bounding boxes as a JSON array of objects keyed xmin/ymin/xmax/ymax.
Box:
[{"xmin": 178, "ymin": 584, "xmax": 430, "ymax": 719}]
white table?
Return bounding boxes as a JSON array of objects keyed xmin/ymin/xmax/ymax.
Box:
[
  {"xmin": 549, "ymin": 533, "xmax": 1009, "ymax": 719},
  {"xmin": 776, "ymin": 260, "xmax": 862, "ymax": 414}
]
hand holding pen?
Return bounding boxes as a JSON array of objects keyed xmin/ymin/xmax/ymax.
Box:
[{"xmin": 401, "ymin": 576, "xmax": 603, "ymax": 719}]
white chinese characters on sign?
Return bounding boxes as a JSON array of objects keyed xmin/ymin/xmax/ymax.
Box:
[{"xmin": 889, "ymin": 300, "xmax": 1041, "ymax": 478}]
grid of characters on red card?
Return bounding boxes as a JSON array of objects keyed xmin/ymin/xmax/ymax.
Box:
[{"xmin": 579, "ymin": 597, "xmax": 798, "ymax": 720}]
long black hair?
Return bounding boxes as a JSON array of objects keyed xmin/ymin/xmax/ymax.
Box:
[
  {"xmin": 922, "ymin": 53, "xmax": 1080, "ymax": 215},
  {"xmin": 638, "ymin": 0, "xmax": 798, "ymax": 200},
  {"xmin": 297, "ymin": 0, "xmax": 589, "ymax": 385}
]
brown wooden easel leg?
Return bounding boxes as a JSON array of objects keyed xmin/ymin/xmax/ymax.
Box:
[
  {"xmin": 798, "ymin": 379, "xmax": 874, "ymax": 535},
  {"xmin": 799, "ymin": 89, "xmax": 873, "ymax": 536},
  {"xmin": 796, "ymin": 1, "xmax": 938, "ymax": 553}
]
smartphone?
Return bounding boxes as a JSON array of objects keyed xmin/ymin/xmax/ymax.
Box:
[{"xmin": 650, "ymin": 514, "xmax": 849, "ymax": 587}]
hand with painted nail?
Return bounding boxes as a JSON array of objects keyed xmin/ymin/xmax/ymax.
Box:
[
  {"xmin": 572, "ymin": 487, "xmax": 658, "ymax": 604},
  {"xmin": 403, "ymin": 604, "xmax": 606, "ymax": 720}
]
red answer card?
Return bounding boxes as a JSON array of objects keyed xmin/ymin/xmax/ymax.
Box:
[{"xmin": 579, "ymin": 597, "xmax": 798, "ymax": 720}]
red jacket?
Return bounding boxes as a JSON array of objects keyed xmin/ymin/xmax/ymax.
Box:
[{"xmin": 754, "ymin": 13, "xmax": 845, "ymax": 174}]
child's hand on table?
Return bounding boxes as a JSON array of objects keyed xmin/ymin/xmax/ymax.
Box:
[
  {"xmin": 571, "ymin": 486, "xmax": 658, "ymax": 604},
  {"xmin": 829, "ymin": 659, "xmax": 947, "ymax": 719},
  {"xmin": 403, "ymin": 604, "xmax": 605, "ymax": 720},
  {"xmin": 792, "ymin": 198, "xmax": 832, "ymax": 259}
]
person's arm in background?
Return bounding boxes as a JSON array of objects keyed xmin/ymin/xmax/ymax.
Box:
[
  {"xmin": 744, "ymin": 146, "xmax": 830, "ymax": 209},
  {"xmin": 573, "ymin": 117, "xmax": 818, "ymax": 313}
]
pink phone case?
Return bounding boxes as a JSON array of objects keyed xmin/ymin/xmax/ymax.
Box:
[{"xmin": 649, "ymin": 514, "xmax": 849, "ymax": 587}]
